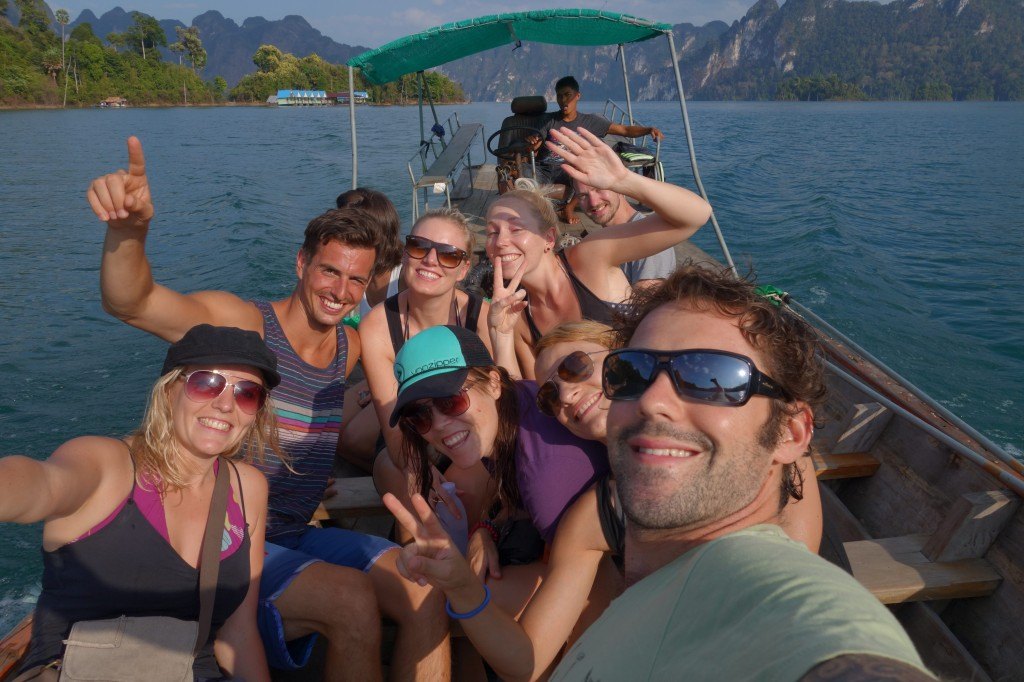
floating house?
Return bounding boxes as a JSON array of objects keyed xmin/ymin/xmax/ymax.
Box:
[
  {"xmin": 98, "ymin": 96, "xmax": 128, "ymax": 108},
  {"xmin": 275, "ymin": 89, "xmax": 329, "ymax": 106},
  {"xmin": 329, "ymin": 91, "xmax": 370, "ymax": 104}
]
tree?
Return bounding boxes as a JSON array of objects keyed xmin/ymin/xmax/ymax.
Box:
[
  {"xmin": 213, "ymin": 75, "xmax": 227, "ymax": 99},
  {"xmin": 174, "ymin": 26, "xmax": 206, "ymax": 73},
  {"xmin": 1, "ymin": 0, "xmax": 8, "ymax": 19},
  {"xmin": 70, "ymin": 23, "xmax": 102, "ymax": 46},
  {"xmin": 106, "ymin": 32, "xmax": 126, "ymax": 53},
  {"xmin": 169, "ymin": 40, "xmax": 187, "ymax": 103},
  {"xmin": 55, "ymin": 8, "xmax": 69, "ymax": 107},
  {"xmin": 252, "ymin": 45, "xmax": 283, "ymax": 73},
  {"xmin": 123, "ymin": 11, "xmax": 166, "ymax": 60},
  {"xmin": 15, "ymin": 0, "xmax": 49, "ymax": 37},
  {"xmin": 41, "ymin": 47, "xmax": 62, "ymax": 85}
]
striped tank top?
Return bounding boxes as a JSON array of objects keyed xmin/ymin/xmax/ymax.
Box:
[{"xmin": 253, "ymin": 300, "xmax": 347, "ymax": 541}]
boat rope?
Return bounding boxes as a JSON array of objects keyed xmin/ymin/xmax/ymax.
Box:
[{"xmin": 665, "ymin": 31, "xmax": 736, "ymax": 275}]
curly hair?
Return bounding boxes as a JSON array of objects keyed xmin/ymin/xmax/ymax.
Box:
[
  {"xmin": 616, "ymin": 264, "xmax": 827, "ymax": 508},
  {"xmin": 398, "ymin": 366, "xmax": 522, "ymax": 517},
  {"xmin": 128, "ymin": 368, "xmax": 285, "ymax": 492}
]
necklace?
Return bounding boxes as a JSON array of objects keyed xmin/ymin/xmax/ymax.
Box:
[{"xmin": 403, "ymin": 294, "xmax": 461, "ymax": 340}]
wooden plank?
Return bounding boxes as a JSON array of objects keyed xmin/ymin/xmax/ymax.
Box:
[
  {"xmin": 844, "ymin": 534, "xmax": 1002, "ymax": 604},
  {"xmin": 0, "ymin": 614, "xmax": 33, "ymax": 681},
  {"xmin": 813, "ymin": 451, "xmax": 881, "ymax": 480},
  {"xmin": 825, "ymin": 401, "xmax": 892, "ymax": 454},
  {"xmin": 417, "ymin": 124, "xmax": 483, "ymax": 187},
  {"xmin": 322, "ymin": 476, "xmax": 389, "ymax": 519},
  {"xmin": 922, "ymin": 490, "xmax": 1019, "ymax": 562}
]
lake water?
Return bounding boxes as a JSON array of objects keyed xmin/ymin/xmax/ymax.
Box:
[{"xmin": 0, "ymin": 101, "xmax": 1022, "ymax": 630}]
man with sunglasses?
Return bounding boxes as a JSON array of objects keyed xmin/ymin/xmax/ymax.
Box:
[
  {"xmin": 550, "ymin": 265, "xmax": 934, "ymax": 681},
  {"xmin": 88, "ymin": 138, "xmax": 450, "ymax": 680}
]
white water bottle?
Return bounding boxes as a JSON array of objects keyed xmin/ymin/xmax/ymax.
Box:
[{"xmin": 434, "ymin": 481, "xmax": 469, "ymax": 555}]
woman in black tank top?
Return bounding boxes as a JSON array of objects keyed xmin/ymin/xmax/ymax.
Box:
[
  {"xmin": 353, "ymin": 209, "xmax": 494, "ymax": 531},
  {"xmin": 483, "ymin": 126, "xmax": 713, "ymax": 379},
  {"xmin": 1, "ymin": 325, "xmax": 283, "ymax": 680}
]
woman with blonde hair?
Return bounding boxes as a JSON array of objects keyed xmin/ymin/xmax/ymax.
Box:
[
  {"xmin": 2, "ymin": 325, "xmax": 281, "ymax": 681},
  {"xmin": 485, "ymin": 126, "xmax": 712, "ymax": 378}
]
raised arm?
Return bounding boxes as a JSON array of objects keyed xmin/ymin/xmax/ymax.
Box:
[
  {"xmin": 488, "ymin": 255, "xmax": 528, "ymax": 379},
  {"xmin": 549, "ymin": 128, "xmax": 711, "ymax": 271},
  {"xmin": 89, "ymin": 136, "xmax": 260, "ymax": 342}
]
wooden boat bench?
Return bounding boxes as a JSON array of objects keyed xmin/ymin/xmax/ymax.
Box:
[
  {"xmin": 412, "ymin": 123, "xmax": 484, "ymax": 218},
  {"xmin": 836, "ymin": 489, "xmax": 1015, "ymax": 604}
]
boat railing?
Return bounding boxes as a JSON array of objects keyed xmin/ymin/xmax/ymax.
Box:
[
  {"xmin": 602, "ymin": 99, "xmax": 663, "ymax": 182},
  {"xmin": 406, "ymin": 113, "xmax": 485, "ymax": 221}
]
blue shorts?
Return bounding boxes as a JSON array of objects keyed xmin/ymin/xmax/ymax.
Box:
[{"xmin": 257, "ymin": 526, "xmax": 396, "ymax": 670}]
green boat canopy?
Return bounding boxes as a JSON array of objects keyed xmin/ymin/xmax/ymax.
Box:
[{"xmin": 347, "ymin": 9, "xmax": 672, "ymax": 85}]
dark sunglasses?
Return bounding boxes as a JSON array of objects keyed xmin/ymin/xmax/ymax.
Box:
[
  {"xmin": 602, "ymin": 349, "xmax": 789, "ymax": 406},
  {"xmin": 399, "ymin": 389, "xmax": 471, "ymax": 435},
  {"xmin": 181, "ymin": 370, "xmax": 268, "ymax": 415},
  {"xmin": 404, "ymin": 235, "xmax": 468, "ymax": 269},
  {"xmin": 536, "ymin": 350, "xmax": 605, "ymax": 417}
]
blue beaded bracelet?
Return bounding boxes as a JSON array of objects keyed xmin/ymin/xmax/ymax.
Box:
[{"xmin": 445, "ymin": 585, "xmax": 491, "ymax": 620}]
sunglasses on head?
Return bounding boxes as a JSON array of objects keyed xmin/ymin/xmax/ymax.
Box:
[
  {"xmin": 181, "ymin": 370, "xmax": 268, "ymax": 415},
  {"xmin": 602, "ymin": 349, "xmax": 789, "ymax": 406},
  {"xmin": 399, "ymin": 388, "xmax": 471, "ymax": 435},
  {"xmin": 536, "ymin": 350, "xmax": 605, "ymax": 417},
  {"xmin": 405, "ymin": 235, "xmax": 468, "ymax": 269}
]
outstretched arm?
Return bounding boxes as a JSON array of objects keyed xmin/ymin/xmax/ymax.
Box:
[
  {"xmin": 549, "ymin": 127, "xmax": 711, "ymax": 271},
  {"xmin": 0, "ymin": 437, "xmax": 121, "ymax": 525},
  {"xmin": 89, "ymin": 136, "xmax": 260, "ymax": 342},
  {"xmin": 607, "ymin": 122, "xmax": 663, "ymax": 141}
]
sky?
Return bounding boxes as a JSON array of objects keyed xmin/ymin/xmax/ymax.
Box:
[{"xmin": 55, "ymin": 0, "xmax": 756, "ymax": 48}]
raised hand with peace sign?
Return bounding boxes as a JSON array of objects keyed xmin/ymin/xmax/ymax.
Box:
[
  {"xmin": 86, "ymin": 136, "xmax": 154, "ymax": 230},
  {"xmin": 487, "ymin": 254, "xmax": 528, "ymax": 378}
]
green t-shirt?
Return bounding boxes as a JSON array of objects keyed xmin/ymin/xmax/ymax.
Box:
[{"xmin": 550, "ymin": 525, "xmax": 933, "ymax": 681}]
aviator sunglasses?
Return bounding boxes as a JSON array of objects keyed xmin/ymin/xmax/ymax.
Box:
[
  {"xmin": 399, "ymin": 388, "xmax": 472, "ymax": 435},
  {"xmin": 405, "ymin": 235, "xmax": 468, "ymax": 269},
  {"xmin": 602, "ymin": 349, "xmax": 789, "ymax": 406},
  {"xmin": 536, "ymin": 350, "xmax": 605, "ymax": 417},
  {"xmin": 181, "ymin": 370, "xmax": 268, "ymax": 415}
]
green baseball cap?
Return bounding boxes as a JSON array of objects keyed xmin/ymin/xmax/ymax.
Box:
[{"xmin": 389, "ymin": 325, "xmax": 494, "ymax": 427}]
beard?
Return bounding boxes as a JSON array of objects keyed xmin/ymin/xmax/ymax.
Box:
[{"xmin": 608, "ymin": 419, "xmax": 772, "ymax": 531}]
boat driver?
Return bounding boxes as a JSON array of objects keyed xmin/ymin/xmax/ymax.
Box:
[{"xmin": 530, "ymin": 75, "xmax": 664, "ymax": 223}]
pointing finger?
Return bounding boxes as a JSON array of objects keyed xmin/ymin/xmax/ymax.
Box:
[
  {"xmin": 492, "ymin": 253, "xmax": 504, "ymax": 291},
  {"xmin": 126, "ymin": 136, "xmax": 146, "ymax": 178}
]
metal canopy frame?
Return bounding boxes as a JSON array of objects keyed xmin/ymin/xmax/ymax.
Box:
[{"xmin": 346, "ymin": 9, "xmax": 736, "ymax": 273}]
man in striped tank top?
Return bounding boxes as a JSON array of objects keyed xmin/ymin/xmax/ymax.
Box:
[{"xmin": 89, "ymin": 138, "xmax": 449, "ymax": 680}]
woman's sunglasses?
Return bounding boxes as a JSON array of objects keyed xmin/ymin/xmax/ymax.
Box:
[
  {"xmin": 536, "ymin": 350, "xmax": 605, "ymax": 417},
  {"xmin": 399, "ymin": 389, "xmax": 471, "ymax": 435},
  {"xmin": 602, "ymin": 349, "xmax": 789, "ymax": 406},
  {"xmin": 405, "ymin": 235, "xmax": 468, "ymax": 269},
  {"xmin": 181, "ymin": 370, "xmax": 268, "ymax": 415}
]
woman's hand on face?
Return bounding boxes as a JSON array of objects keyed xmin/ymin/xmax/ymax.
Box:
[
  {"xmin": 383, "ymin": 493, "xmax": 476, "ymax": 595},
  {"xmin": 467, "ymin": 525, "xmax": 502, "ymax": 582},
  {"xmin": 489, "ymin": 254, "xmax": 528, "ymax": 337},
  {"xmin": 547, "ymin": 127, "xmax": 630, "ymax": 191}
]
